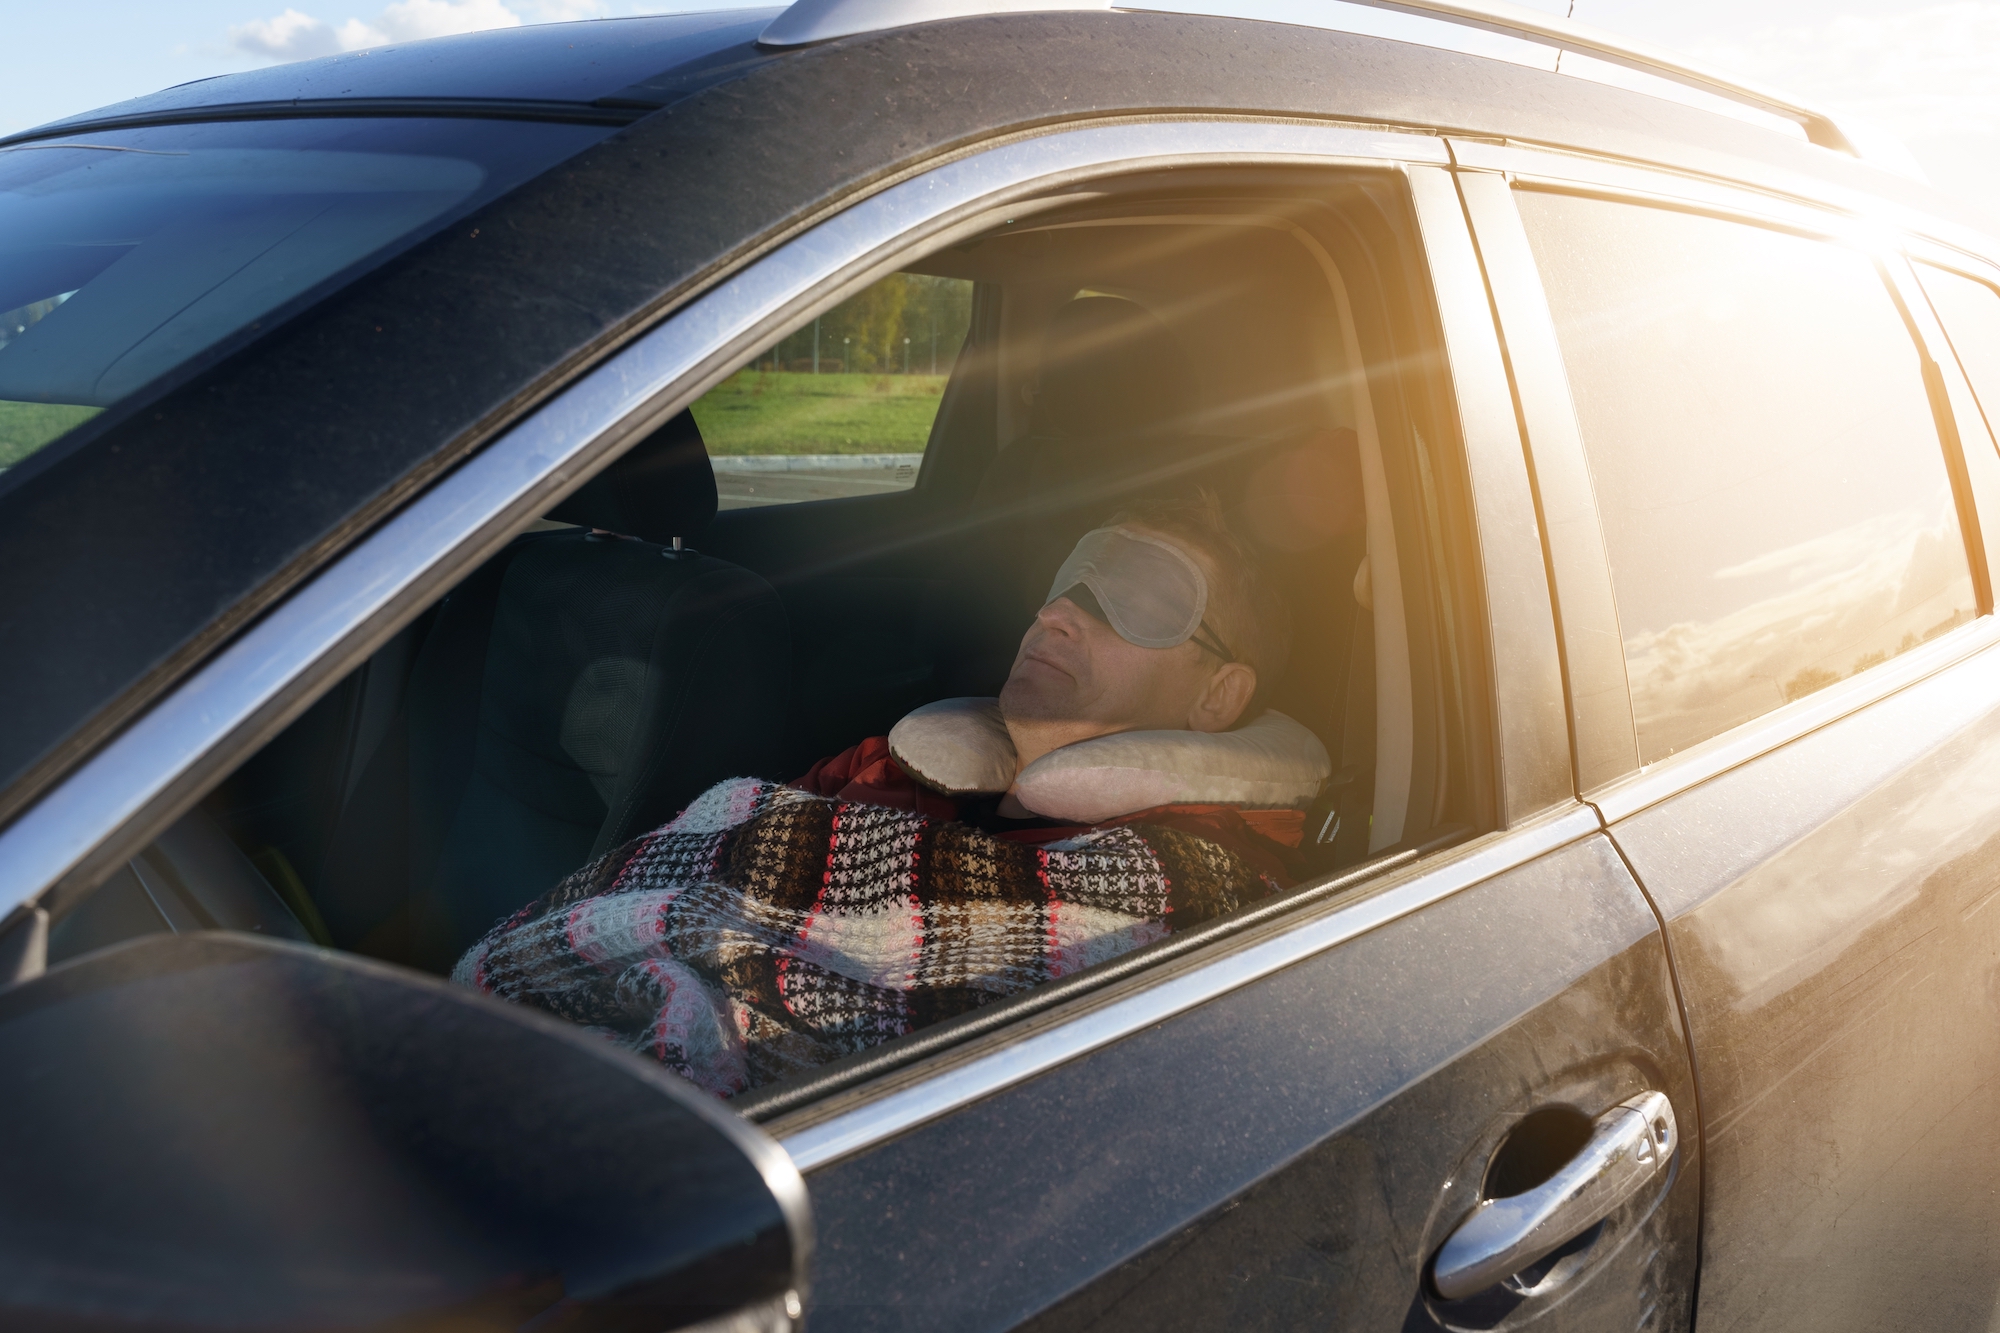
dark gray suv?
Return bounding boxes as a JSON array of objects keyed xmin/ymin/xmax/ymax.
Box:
[{"xmin": 6, "ymin": 2, "xmax": 2000, "ymax": 1329}]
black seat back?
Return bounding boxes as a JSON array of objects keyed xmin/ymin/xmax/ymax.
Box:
[
  {"xmin": 944, "ymin": 298, "xmax": 1209, "ymax": 690},
  {"xmin": 958, "ymin": 297, "xmax": 1368, "ymax": 709},
  {"xmin": 946, "ymin": 299, "xmax": 1374, "ymax": 869},
  {"xmin": 321, "ymin": 412, "xmax": 790, "ymax": 970}
]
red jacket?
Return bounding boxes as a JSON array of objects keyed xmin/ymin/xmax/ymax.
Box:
[{"xmin": 797, "ymin": 735, "xmax": 1304, "ymax": 887}]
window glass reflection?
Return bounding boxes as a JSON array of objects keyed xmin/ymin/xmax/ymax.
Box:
[
  {"xmin": 0, "ymin": 119, "xmax": 612, "ymax": 478},
  {"xmin": 1919, "ymin": 263, "xmax": 2000, "ymax": 451},
  {"xmin": 1517, "ymin": 191, "xmax": 1976, "ymax": 763}
]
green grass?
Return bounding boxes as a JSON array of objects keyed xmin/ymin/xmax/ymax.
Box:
[
  {"xmin": 0, "ymin": 401, "xmax": 102, "ymax": 468},
  {"xmin": 690, "ymin": 370, "xmax": 946, "ymax": 455}
]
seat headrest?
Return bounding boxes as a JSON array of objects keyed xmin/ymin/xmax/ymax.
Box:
[
  {"xmin": 1235, "ymin": 428, "xmax": 1366, "ymax": 554},
  {"xmin": 1033, "ymin": 296, "xmax": 1198, "ymax": 443},
  {"xmin": 548, "ymin": 409, "xmax": 717, "ymax": 545}
]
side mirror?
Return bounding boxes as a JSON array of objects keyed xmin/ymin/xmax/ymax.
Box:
[{"xmin": 0, "ymin": 932, "xmax": 809, "ymax": 1331}]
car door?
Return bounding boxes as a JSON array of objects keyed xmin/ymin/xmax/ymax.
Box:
[
  {"xmin": 1459, "ymin": 145, "xmax": 2000, "ymax": 1330},
  {"xmin": 777, "ymin": 812, "xmax": 1695, "ymax": 1333},
  {"xmin": 713, "ymin": 147, "xmax": 1703, "ymax": 1332},
  {"xmin": 0, "ymin": 116, "xmax": 1702, "ymax": 1329}
]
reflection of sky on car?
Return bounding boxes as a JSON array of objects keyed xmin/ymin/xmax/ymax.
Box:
[
  {"xmin": 0, "ymin": 119, "xmax": 608, "ymax": 470},
  {"xmin": 0, "ymin": 144, "xmax": 484, "ymax": 407},
  {"xmin": 1515, "ymin": 190, "xmax": 1977, "ymax": 763},
  {"xmin": 1625, "ymin": 496, "xmax": 1972, "ymax": 760},
  {"xmin": 1549, "ymin": 255, "xmax": 1943, "ymax": 630},
  {"xmin": 1680, "ymin": 673, "xmax": 2000, "ymax": 1009}
]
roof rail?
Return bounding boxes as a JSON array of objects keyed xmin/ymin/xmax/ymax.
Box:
[
  {"xmin": 757, "ymin": 0, "xmax": 1864, "ymax": 160},
  {"xmin": 1342, "ymin": 0, "xmax": 1857, "ymax": 155}
]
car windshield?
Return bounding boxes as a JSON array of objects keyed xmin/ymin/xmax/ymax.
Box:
[{"xmin": 0, "ymin": 116, "xmax": 615, "ymax": 474}]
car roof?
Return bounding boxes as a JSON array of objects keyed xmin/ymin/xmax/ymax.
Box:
[
  {"xmin": 12, "ymin": 9, "xmax": 785, "ymax": 142},
  {"xmin": 12, "ymin": 3, "xmax": 1975, "ymax": 230}
]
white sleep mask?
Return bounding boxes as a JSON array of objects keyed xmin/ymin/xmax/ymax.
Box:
[{"xmin": 1046, "ymin": 526, "xmax": 1236, "ymax": 662}]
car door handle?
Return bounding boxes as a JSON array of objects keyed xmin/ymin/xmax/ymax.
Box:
[{"xmin": 1432, "ymin": 1091, "xmax": 1678, "ymax": 1300}]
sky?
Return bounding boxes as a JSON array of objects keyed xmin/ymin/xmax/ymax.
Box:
[{"xmin": 7, "ymin": 0, "xmax": 2000, "ymax": 217}]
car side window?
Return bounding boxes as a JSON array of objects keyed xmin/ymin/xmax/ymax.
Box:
[
  {"xmin": 1918, "ymin": 263, "xmax": 2000, "ymax": 449},
  {"xmin": 1516, "ymin": 190, "xmax": 1977, "ymax": 763},
  {"xmin": 37, "ymin": 175, "xmax": 1480, "ymax": 1113},
  {"xmin": 688, "ymin": 272, "xmax": 974, "ymax": 508}
]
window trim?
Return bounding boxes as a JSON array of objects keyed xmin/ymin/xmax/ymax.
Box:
[
  {"xmin": 1589, "ymin": 619, "xmax": 2000, "ymax": 825},
  {"xmin": 1888, "ymin": 256, "xmax": 1998, "ymax": 619},
  {"xmin": 0, "ymin": 120, "xmax": 1462, "ymax": 931},
  {"xmin": 1456, "ymin": 168, "xmax": 1639, "ymax": 794},
  {"xmin": 1904, "ymin": 245, "xmax": 2000, "ymax": 469},
  {"xmin": 1406, "ymin": 166, "xmax": 1573, "ymax": 826},
  {"xmin": 1446, "ymin": 136, "xmax": 2000, "ymax": 273},
  {"xmin": 0, "ymin": 121, "xmax": 1595, "ymax": 1159}
]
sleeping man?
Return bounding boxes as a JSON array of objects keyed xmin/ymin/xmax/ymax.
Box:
[{"xmin": 454, "ymin": 492, "xmax": 1330, "ymax": 1097}]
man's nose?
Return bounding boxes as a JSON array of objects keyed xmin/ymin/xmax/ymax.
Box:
[{"xmin": 1036, "ymin": 597, "xmax": 1085, "ymax": 636}]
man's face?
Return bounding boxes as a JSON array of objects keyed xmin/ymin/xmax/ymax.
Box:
[
  {"xmin": 995, "ymin": 525, "xmax": 1261, "ymax": 781},
  {"xmin": 999, "ymin": 592, "xmax": 1217, "ymax": 736}
]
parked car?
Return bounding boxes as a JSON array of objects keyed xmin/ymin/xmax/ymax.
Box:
[{"xmin": 7, "ymin": 0, "xmax": 2000, "ymax": 1328}]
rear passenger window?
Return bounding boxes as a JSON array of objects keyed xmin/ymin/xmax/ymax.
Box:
[
  {"xmin": 1517, "ymin": 191, "xmax": 1976, "ymax": 763},
  {"xmin": 688, "ymin": 272, "xmax": 973, "ymax": 508},
  {"xmin": 1919, "ymin": 263, "xmax": 2000, "ymax": 449}
]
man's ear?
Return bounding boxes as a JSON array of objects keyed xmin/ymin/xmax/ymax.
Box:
[{"xmin": 1187, "ymin": 661, "xmax": 1258, "ymax": 733}]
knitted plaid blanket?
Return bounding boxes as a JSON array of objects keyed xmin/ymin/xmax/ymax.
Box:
[{"xmin": 454, "ymin": 777, "xmax": 1280, "ymax": 1096}]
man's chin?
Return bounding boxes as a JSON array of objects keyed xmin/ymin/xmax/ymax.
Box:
[{"xmin": 998, "ymin": 676, "xmax": 1074, "ymax": 724}]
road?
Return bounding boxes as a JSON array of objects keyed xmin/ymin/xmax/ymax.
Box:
[{"xmin": 711, "ymin": 454, "xmax": 923, "ymax": 509}]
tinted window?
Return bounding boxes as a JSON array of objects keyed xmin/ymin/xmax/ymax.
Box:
[
  {"xmin": 162, "ymin": 189, "xmax": 1468, "ymax": 1105},
  {"xmin": 0, "ymin": 118, "xmax": 611, "ymax": 475},
  {"xmin": 1920, "ymin": 263, "xmax": 2000, "ymax": 449},
  {"xmin": 1517, "ymin": 191, "xmax": 1976, "ymax": 763},
  {"xmin": 689, "ymin": 273, "xmax": 973, "ymax": 508}
]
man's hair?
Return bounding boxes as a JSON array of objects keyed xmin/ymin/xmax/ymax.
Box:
[{"xmin": 1106, "ymin": 489, "xmax": 1292, "ymax": 687}]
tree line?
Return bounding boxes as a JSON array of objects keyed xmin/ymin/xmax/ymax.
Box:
[{"xmin": 755, "ymin": 274, "xmax": 974, "ymax": 375}]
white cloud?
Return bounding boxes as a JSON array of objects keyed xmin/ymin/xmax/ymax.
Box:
[
  {"xmin": 520, "ymin": 0, "xmax": 610, "ymax": 19},
  {"xmin": 377, "ymin": 0, "xmax": 526, "ymax": 40},
  {"xmin": 229, "ymin": 0, "xmax": 533, "ymax": 62},
  {"xmin": 230, "ymin": 9, "xmax": 368, "ymax": 61}
]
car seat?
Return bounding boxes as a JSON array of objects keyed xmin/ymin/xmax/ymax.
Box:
[
  {"xmin": 319, "ymin": 411, "xmax": 791, "ymax": 971},
  {"xmin": 968, "ymin": 297, "xmax": 1214, "ymax": 609},
  {"xmin": 939, "ymin": 298, "xmax": 1205, "ymax": 685},
  {"xmin": 947, "ymin": 296, "xmax": 1375, "ymax": 868}
]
